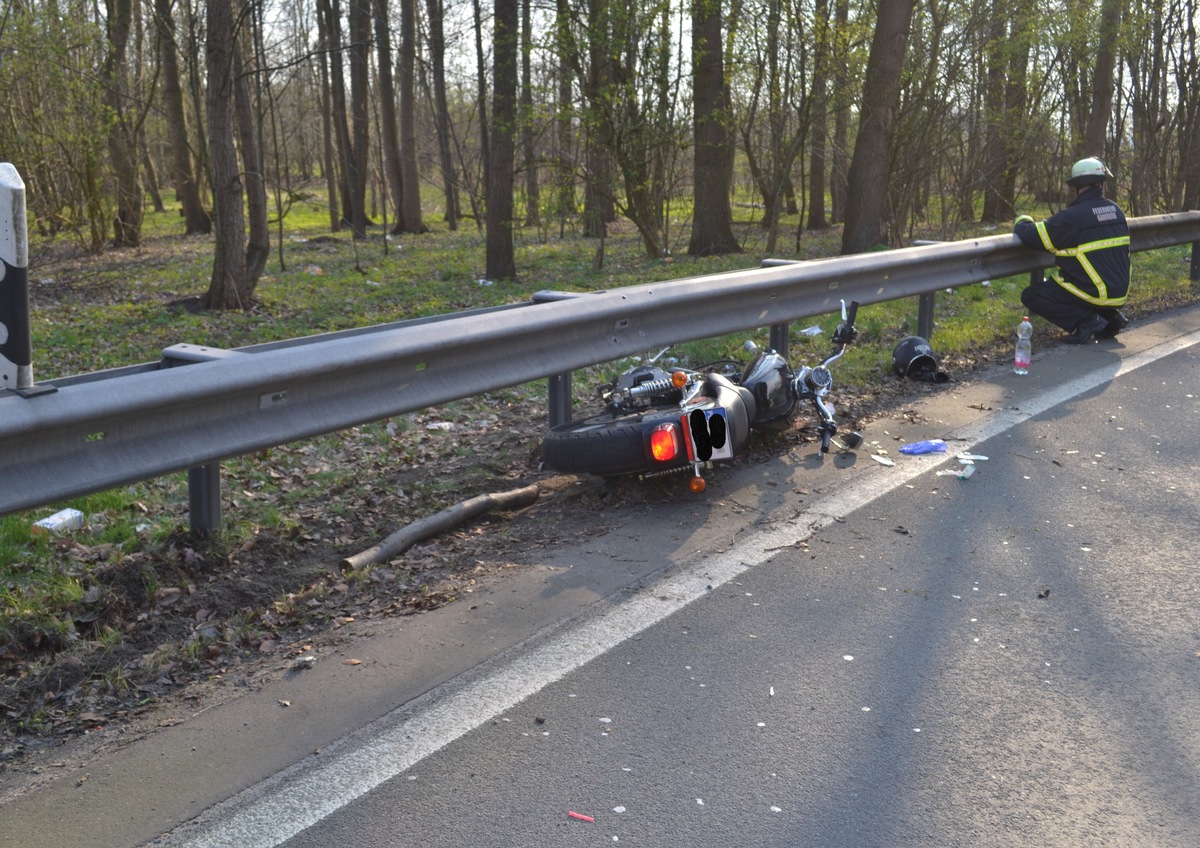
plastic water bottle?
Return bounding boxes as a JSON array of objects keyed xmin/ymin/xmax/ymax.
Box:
[{"xmin": 1014, "ymin": 316, "xmax": 1032, "ymax": 375}]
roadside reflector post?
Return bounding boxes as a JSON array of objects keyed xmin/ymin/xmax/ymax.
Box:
[{"xmin": 0, "ymin": 163, "xmax": 55, "ymax": 397}]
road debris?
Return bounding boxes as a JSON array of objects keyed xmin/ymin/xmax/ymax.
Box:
[{"xmin": 899, "ymin": 439, "xmax": 947, "ymax": 454}]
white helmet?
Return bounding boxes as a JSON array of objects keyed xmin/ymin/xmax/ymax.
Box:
[{"xmin": 1067, "ymin": 157, "xmax": 1111, "ymax": 187}]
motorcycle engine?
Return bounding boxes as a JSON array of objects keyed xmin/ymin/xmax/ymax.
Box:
[{"xmin": 603, "ymin": 365, "xmax": 680, "ymax": 409}]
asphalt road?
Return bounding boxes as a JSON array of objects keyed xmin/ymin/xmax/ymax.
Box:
[
  {"xmin": 157, "ymin": 307, "xmax": 1200, "ymax": 848},
  {"xmin": 3, "ymin": 305, "xmax": 1198, "ymax": 848}
]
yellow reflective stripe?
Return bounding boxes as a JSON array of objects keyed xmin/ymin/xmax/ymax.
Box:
[
  {"xmin": 1034, "ymin": 221, "xmax": 1057, "ymax": 252},
  {"xmin": 1053, "ymin": 235, "xmax": 1131, "ymax": 257},
  {"xmin": 1076, "ymin": 254, "xmax": 1107, "ymax": 299},
  {"xmin": 1054, "ymin": 273, "xmax": 1128, "ymax": 306}
]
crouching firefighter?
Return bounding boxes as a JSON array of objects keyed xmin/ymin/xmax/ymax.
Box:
[{"xmin": 1013, "ymin": 157, "xmax": 1131, "ymax": 344}]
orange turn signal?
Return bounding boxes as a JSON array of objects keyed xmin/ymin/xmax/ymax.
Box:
[
  {"xmin": 649, "ymin": 424, "xmax": 681, "ymax": 462},
  {"xmin": 671, "ymin": 370, "xmax": 689, "ymax": 388},
  {"xmin": 689, "ymin": 475, "xmax": 707, "ymax": 493}
]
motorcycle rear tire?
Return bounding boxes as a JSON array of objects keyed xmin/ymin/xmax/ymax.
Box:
[{"xmin": 543, "ymin": 410, "xmax": 677, "ymax": 478}]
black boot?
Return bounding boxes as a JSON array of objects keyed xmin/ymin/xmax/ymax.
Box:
[
  {"xmin": 1095, "ymin": 310, "xmax": 1129, "ymax": 340},
  {"xmin": 1063, "ymin": 312, "xmax": 1108, "ymax": 345}
]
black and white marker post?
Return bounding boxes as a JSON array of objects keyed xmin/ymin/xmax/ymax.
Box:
[{"xmin": 1, "ymin": 163, "xmax": 54, "ymax": 397}]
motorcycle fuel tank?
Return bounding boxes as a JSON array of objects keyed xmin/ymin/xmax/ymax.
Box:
[{"xmin": 739, "ymin": 351, "xmax": 797, "ymax": 431}]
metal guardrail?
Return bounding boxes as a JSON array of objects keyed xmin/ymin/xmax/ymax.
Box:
[{"xmin": 2, "ymin": 166, "xmax": 1197, "ymax": 533}]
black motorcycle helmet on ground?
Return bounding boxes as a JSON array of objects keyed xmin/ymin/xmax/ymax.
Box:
[{"xmin": 892, "ymin": 336, "xmax": 949, "ymax": 383}]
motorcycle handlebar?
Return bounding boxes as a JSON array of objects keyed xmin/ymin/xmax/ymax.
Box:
[
  {"xmin": 829, "ymin": 301, "xmax": 860, "ymax": 350},
  {"xmin": 844, "ymin": 300, "xmax": 859, "ymax": 326}
]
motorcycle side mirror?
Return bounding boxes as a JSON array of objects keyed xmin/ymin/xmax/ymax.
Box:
[{"xmin": 840, "ymin": 431, "xmax": 863, "ymax": 450}]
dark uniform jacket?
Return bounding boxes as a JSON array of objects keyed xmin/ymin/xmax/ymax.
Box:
[{"xmin": 1013, "ymin": 185, "xmax": 1130, "ymax": 307}]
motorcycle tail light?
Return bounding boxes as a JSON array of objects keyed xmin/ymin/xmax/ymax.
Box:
[{"xmin": 649, "ymin": 423, "xmax": 681, "ymax": 462}]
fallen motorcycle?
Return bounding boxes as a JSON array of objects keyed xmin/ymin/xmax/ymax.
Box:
[{"xmin": 541, "ymin": 300, "xmax": 864, "ymax": 491}]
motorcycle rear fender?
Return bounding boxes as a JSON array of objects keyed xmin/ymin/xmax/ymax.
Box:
[
  {"xmin": 704, "ymin": 373, "xmax": 754, "ymax": 451},
  {"xmin": 638, "ymin": 373, "xmax": 753, "ymax": 469}
]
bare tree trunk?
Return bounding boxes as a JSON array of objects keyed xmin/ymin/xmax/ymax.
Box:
[
  {"xmin": 347, "ymin": 0, "xmax": 371, "ymax": 237},
  {"xmin": 204, "ymin": 0, "xmax": 267, "ymax": 309},
  {"xmin": 425, "ymin": 0, "xmax": 459, "ymax": 228},
  {"xmin": 980, "ymin": 3, "xmax": 1008, "ymax": 222},
  {"xmin": 830, "ymin": 0, "xmax": 850, "ymax": 224},
  {"xmin": 806, "ymin": 0, "xmax": 830, "ymax": 231},
  {"xmin": 1083, "ymin": 0, "xmax": 1122, "ymax": 158},
  {"xmin": 104, "ymin": 0, "xmax": 143, "ymax": 248},
  {"xmin": 140, "ymin": 139, "xmax": 166, "ymax": 213},
  {"xmin": 1185, "ymin": 105, "xmax": 1200, "ymax": 212},
  {"xmin": 1178, "ymin": 5, "xmax": 1200, "ymax": 211},
  {"xmin": 473, "ymin": 0, "xmax": 491, "ymax": 193},
  {"xmin": 233, "ymin": 25, "xmax": 269, "ymax": 283},
  {"xmin": 688, "ymin": 0, "xmax": 739, "ymax": 256},
  {"xmin": 205, "ymin": 0, "xmax": 248, "ymax": 308},
  {"xmin": 155, "ymin": 0, "xmax": 210, "ymax": 233},
  {"xmin": 520, "ymin": 0, "xmax": 540, "ymax": 228},
  {"xmin": 397, "ymin": 0, "xmax": 427, "ymax": 232},
  {"xmin": 373, "ymin": 0, "xmax": 406, "ymax": 232},
  {"xmin": 582, "ymin": 0, "xmax": 616, "ymax": 238},
  {"xmin": 486, "ymin": 0, "xmax": 518, "ymax": 281},
  {"xmin": 999, "ymin": 2, "xmax": 1032, "ymax": 214},
  {"xmin": 554, "ymin": 0, "xmax": 576, "ymax": 233},
  {"xmin": 977, "ymin": 0, "xmax": 1032, "ymax": 224},
  {"xmin": 184, "ymin": 0, "xmax": 210, "ymax": 207},
  {"xmin": 841, "ymin": 0, "xmax": 914, "ymax": 254},
  {"xmin": 317, "ymin": 0, "xmax": 355, "ymax": 228},
  {"xmin": 316, "ymin": 9, "xmax": 341, "ymax": 231}
]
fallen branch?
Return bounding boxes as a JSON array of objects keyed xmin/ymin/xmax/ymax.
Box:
[{"xmin": 340, "ymin": 483, "xmax": 540, "ymax": 570}]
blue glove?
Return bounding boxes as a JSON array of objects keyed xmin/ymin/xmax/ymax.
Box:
[{"xmin": 899, "ymin": 439, "xmax": 948, "ymax": 455}]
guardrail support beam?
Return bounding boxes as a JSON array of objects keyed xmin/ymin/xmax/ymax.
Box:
[
  {"xmin": 188, "ymin": 463, "xmax": 222, "ymax": 538},
  {"xmin": 917, "ymin": 293, "xmax": 936, "ymax": 340},
  {"xmin": 547, "ymin": 373, "xmax": 572, "ymax": 429},
  {"xmin": 769, "ymin": 323, "xmax": 789, "ymax": 356}
]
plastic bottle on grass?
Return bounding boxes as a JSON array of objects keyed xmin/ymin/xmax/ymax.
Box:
[{"xmin": 1014, "ymin": 317, "xmax": 1032, "ymax": 375}]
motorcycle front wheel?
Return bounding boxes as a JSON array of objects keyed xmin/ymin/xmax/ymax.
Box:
[{"xmin": 542, "ymin": 409, "xmax": 679, "ymax": 478}]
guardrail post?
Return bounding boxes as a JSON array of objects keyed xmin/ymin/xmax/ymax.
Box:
[
  {"xmin": 0, "ymin": 163, "xmax": 55, "ymax": 398},
  {"xmin": 188, "ymin": 463, "xmax": 222, "ymax": 537},
  {"xmin": 769, "ymin": 323, "xmax": 789, "ymax": 356},
  {"xmin": 917, "ymin": 292, "xmax": 936, "ymax": 339},
  {"xmin": 547, "ymin": 372, "xmax": 572, "ymax": 428}
]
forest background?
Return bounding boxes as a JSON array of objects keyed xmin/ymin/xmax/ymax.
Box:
[{"xmin": 3, "ymin": 0, "xmax": 1200, "ymax": 304}]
